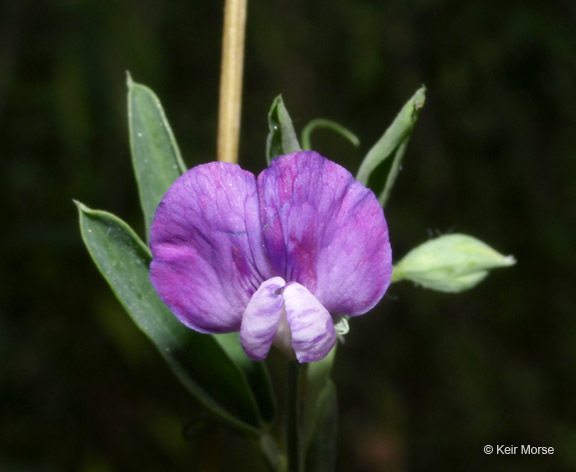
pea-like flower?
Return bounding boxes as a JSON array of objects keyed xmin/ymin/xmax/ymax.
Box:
[{"xmin": 149, "ymin": 151, "xmax": 392, "ymax": 363}]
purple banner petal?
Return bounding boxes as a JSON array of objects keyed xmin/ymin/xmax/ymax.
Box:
[
  {"xmin": 150, "ymin": 152, "xmax": 393, "ymax": 362},
  {"xmin": 258, "ymin": 151, "xmax": 392, "ymax": 316},
  {"xmin": 150, "ymin": 162, "xmax": 272, "ymax": 333}
]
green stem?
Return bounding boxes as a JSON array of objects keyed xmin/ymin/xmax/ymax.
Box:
[{"xmin": 287, "ymin": 361, "xmax": 304, "ymax": 472}]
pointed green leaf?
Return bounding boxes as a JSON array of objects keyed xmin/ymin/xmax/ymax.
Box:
[
  {"xmin": 127, "ymin": 74, "xmax": 187, "ymax": 238},
  {"xmin": 356, "ymin": 86, "xmax": 426, "ymax": 207},
  {"xmin": 265, "ymin": 95, "xmax": 301, "ymax": 164},
  {"xmin": 127, "ymin": 76, "xmax": 276, "ymax": 417},
  {"xmin": 75, "ymin": 201, "xmax": 263, "ymax": 434},
  {"xmin": 301, "ymin": 118, "xmax": 360, "ymax": 151},
  {"xmin": 392, "ymin": 233, "xmax": 516, "ymax": 293}
]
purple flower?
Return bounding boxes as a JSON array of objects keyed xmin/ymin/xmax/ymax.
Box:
[{"xmin": 149, "ymin": 151, "xmax": 392, "ymax": 363}]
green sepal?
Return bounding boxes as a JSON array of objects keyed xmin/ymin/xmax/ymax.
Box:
[
  {"xmin": 127, "ymin": 74, "xmax": 186, "ymax": 239},
  {"xmin": 392, "ymin": 233, "xmax": 516, "ymax": 293},
  {"xmin": 356, "ymin": 86, "xmax": 426, "ymax": 207},
  {"xmin": 75, "ymin": 201, "xmax": 265, "ymax": 435},
  {"xmin": 265, "ymin": 95, "xmax": 301, "ymax": 164}
]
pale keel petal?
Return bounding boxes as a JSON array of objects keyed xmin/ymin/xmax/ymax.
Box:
[
  {"xmin": 240, "ymin": 277, "xmax": 286, "ymax": 361},
  {"xmin": 283, "ymin": 282, "xmax": 337, "ymax": 363}
]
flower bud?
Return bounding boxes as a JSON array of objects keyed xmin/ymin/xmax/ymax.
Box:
[{"xmin": 392, "ymin": 234, "xmax": 515, "ymax": 293}]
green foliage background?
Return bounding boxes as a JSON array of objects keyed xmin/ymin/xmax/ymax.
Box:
[{"xmin": 2, "ymin": 0, "xmax": 575, "ymax": 470}]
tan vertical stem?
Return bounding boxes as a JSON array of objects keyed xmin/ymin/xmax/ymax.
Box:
[{"xmin": 217, "ymin": 0, "xmax": 248, "ymax": 163}]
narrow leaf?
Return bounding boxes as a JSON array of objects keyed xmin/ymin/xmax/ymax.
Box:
[
  {"xmin": 127, "ymin": 74, "xmax": 186, "ymax": 238},
  {"xmin": 356, "ymin": 86, "xmax": 426, "ymax": 207},
  {"xmin": 392, "ymin": 233, "xmax": 516, "ymax": 293},
  {"xmin": 265, "ymin": 95, "xmax": 301, "ymax": 164},
  {"xmin": 76, "ymin": 201, "xmax": 263, "ymax": 434},
  {"xmin": 301, "ymin": 118, "xmax": 360, "ymax": 151},
  {"xmin": 128, "ymin": 76, "xmax": 276, "ymax": 419}
]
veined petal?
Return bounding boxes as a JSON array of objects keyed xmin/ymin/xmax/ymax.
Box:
[
  {"xmin": 150, "ymin": 162, "xmax": 272, "ymax": 333},
  {"xmin": 283, "ymin": 282, "xmax": 337, "ymax": 363},
  {"xmin": 258, "ymin": 151, "xmax": 392, "ymax": 316},
  {"xmin": 240, "ymin": 277, "xmax": 286, "ymax": 361}
]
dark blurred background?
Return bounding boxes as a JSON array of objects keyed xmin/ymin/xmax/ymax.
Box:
[{"xmin": 2, "ymin": 0, "xmax": 575, "ymax": 470}]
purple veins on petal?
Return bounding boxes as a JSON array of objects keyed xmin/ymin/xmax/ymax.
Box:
[
  {"xmin": 149, "ymin": 151, "xmax": 393, "ymax": 362},
  {"xmin": 258, "ymin": 151, "xmax": 392, "ymax": 316},
  {"xmin": 149, "ymin": 162, "xmax": 272, "ymax": 334}
]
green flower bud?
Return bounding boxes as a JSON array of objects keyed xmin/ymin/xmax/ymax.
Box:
[{"xmin": 392, "ymin": 234, "xmax": 515, "ymax": 293}]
